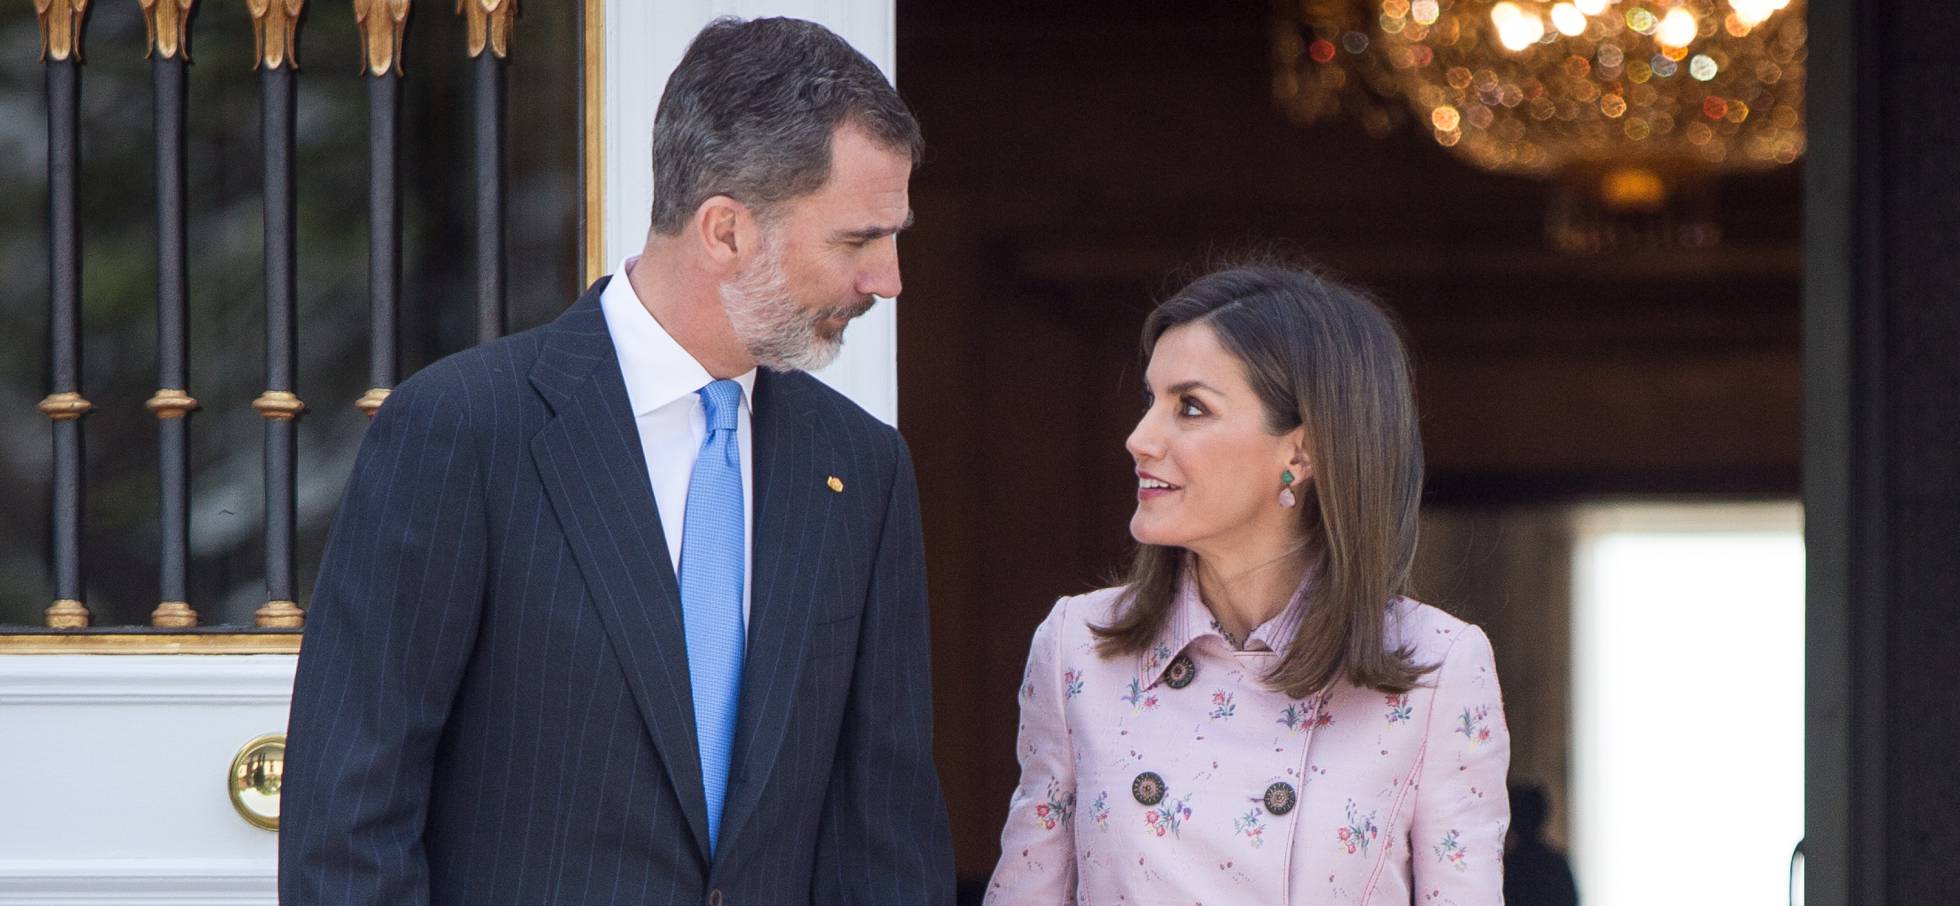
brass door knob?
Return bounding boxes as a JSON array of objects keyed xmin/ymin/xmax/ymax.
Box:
[{"xmin": 228, "ymin": 733, "xmax": 286, "ymax": 831}]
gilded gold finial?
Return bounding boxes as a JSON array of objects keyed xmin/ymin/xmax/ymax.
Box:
[
  {"xmin": 247, "ymin": 0, "xmax": 304, "ymax": 70},
  {"xmin": 45, "ymin": 599, "xmax": 90, "ymax": 629},
  {"xmin": 38, "ymin": 392, "xmax": 93, "ymax": 421},
  {"xmin": 253, "ymin": 390, "xmax": 308, "ymax": 421},
  {"xmin": 34, "ymin": 0, "xmax": 90, "ymax": 63},
  {"xmin": 355, "ymin": 387, "xmax": 392, "ymax": 417},
  {"xmin": 139, "ymin": 0, "xmax": 196, "ymax": 61},
  {"xmin": 456, "ymin": 0, "xmax": 515, "ymax": 59},
  {"xmin": 256, "ymin": 600, "xmax": 305, "ymax": 629},
  {"xmin": 354, "ymin": 0, "xmax": 411, "ymax": 77}
]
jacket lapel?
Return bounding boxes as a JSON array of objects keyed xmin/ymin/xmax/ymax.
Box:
[
  {"xmin": 527, "ymin": 280, "xmax": 712, "ymax": 864},
  {"xmin": 714, "ymin": 369, "xmax": 838, "ymax": 860}
]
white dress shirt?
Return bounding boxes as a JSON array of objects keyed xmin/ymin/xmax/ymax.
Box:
[{"xmin": 599, "ymin": 256, "xmax": 755, "ymax": 629}]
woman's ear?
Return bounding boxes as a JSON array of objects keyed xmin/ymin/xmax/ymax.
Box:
[{"xmin": 1285, "ymin": 428, "xmax": 1312, "ymax": 483}]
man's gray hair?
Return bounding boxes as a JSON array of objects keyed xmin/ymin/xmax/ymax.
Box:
[{"xmin": 649, "ymin": 17, "xmax": 924, "ymax": 235}]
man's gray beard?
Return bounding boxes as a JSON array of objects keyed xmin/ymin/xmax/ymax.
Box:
[{"xmin": 721, "ymin": 240, "xmax": 847, "ymax": 373}]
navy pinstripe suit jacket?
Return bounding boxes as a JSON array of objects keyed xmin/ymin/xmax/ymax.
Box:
[{"xmin": 280, "ymin": 279, "xmax": 954, "ymax": 905}]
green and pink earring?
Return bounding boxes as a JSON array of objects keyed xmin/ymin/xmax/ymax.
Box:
[{"xmin": 1279, "ymin": 470, "xmax": 1298, "ymax": 508}]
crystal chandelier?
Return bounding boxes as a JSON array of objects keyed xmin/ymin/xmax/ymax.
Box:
[{"xmin": 1273, "ymin": 0, "xmax": 1806, "ymax": 251}]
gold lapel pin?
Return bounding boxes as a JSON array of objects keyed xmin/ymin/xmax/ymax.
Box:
[{"xmin": 826, "ymin": 476, "xmax": 844, "ymax": 493}]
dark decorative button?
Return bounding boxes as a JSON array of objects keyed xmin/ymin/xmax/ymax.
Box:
[
  {"xmin": 1163, "ymin": 654, "xmax": 1197, "ymax": 689},
  {"xmin": 1263, "ymin": 781, "xmax": 1297, "ymax": 816},
  {"xmin": 1132, "ymin": 771, "xmax": 1167, "ymax": 806}
]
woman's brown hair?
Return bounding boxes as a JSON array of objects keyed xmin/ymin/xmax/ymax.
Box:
[{"xmin": 1091, "ymin": 264, "xmax": 1432, "ymax": 697}]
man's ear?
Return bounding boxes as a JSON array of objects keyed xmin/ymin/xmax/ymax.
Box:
[{"xmin": 692, "ymin": 195, "xmax": 761, "ymax": 273}]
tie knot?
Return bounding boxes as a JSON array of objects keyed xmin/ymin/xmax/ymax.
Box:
[{"xmin": 698, "ymin": 379, "xmax": 742, "ymax": 434}]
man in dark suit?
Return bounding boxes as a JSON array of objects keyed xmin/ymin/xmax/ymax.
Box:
[{"xmin": 280, "ymin": 17, "xmax": 953, "ymax": 904}]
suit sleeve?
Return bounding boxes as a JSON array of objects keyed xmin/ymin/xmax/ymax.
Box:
[
  {"xmin": 1411, "ymin": 625, "xmax": 1512, "ymax": 904},
  {"xmin": 984, "ymin": 597, "xmax": 1078, "ymax": 905},
  {"xmin": 810, "ymin": 434, "xmax": 956, "ymax": 904},
  {"xmin": 279, "ymin": 376, "xmax": 487, "ymax": 905}
]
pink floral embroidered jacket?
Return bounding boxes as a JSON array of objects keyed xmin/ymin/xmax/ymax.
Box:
[{"xmin": 986, "ymin": 576, "xmax": 1510, "ymax": 905}]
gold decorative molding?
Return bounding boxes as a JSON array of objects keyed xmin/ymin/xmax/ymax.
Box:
[
  {"xmin": 252, "ymin": 390, "xmax": 306, "ymax": 421},
  {"xmin": 456, "ymin": 0, "xmax": 514, "ymax": 59},
  {"xmin": 0, "ymin": 632, "xmax": 301, "ymax": 655},
  {"xmin": 139, "ymin": 0, "xmax": 195, "ymax": 61},
  {"xmin": 247, "ymin": 0, "xmax": 304, "ymax": 71},
  {"xmin": 38, "ymin": 392, "xmax": 92, "ymax": 421},
  {"xmin": 255, "ymin": 600, "xmax": 305, "ymax": 629},
  {"xmin": 34, "ymin": 0, "xmax": 89, "ymax": 63},
  {"xmin": 356, "ymin": 387, "xmax": 392, "ymax": 417},
  {"xmin": 354, "ymin": 0, "xmax": 410, "ymax": 77},
  {"xmin": 150, "ymin": 601, "xmax": 199, "ymax": 629},
  {"xmin": 146, "ymin": 388, "xmax": 199, "ymax": 419},
  {"xmin": 581, "ymin": 0, "xmax": 602, "ymax": 287},
  {"xmin": 44, "ymin": 600, "xmax": 90, "ymax": 629}
]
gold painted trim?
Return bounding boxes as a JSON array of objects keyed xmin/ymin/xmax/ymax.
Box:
[
  {"xmin": 34, "ymin": 0, "xmax": 89, "ymax": 63},
  {"xmin": 150, "ymin": 601, "xmax": 199, "ymax": 629},
  {"xmin": 252, "ymin": 390, "xmax": 307, "ymax": 421},
  {"xmin": 139, "ymin": 0, "xmax": 195, "ymax": 61},
  {"xmin": 39, "ymin": 391, "xmax": 92, "ymax": 421},
  {"xmin": 356, "ymin": 387, "xmax": 392, "ymax": 417},
  {"xmin": 354, "ymin": 0, "xmax": 410, "ymax": 77},
  {"xmin": 228, "ymin": 733, "xmax": 286, "ymax": 831},
  {"xmin": 248, "ymin": 0, "xmax": 303, "ymax": 71},
  {"xmin": 457, "ymin": 0, "xmax": 515, "ymax": 59},
  {"xmin": 44, "ymin": 599, "xmax": 90, "ymax": 629},
  {"xmin": 255, "ymin": 600, "xmax": 305, "ymax": 629},
  {"xmin": 0, "ymin": 632, "xmax": 301, "ymax": 655},
  {"xmin": 581, "ymin": 0, "xmax": 604, "ymax": 288},
  {"xmin": 146, "ymin": 388, "xmax": 200, "ymax": 419}
]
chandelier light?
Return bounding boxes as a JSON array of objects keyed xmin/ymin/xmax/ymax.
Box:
[{"xmin": 1273, "ymin": 0, "xmax": 1807, "ymax": 251}]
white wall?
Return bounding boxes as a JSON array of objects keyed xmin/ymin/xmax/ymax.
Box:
[
  {"xmin": 0, "ymin": 656, "xmax": 297, "ymax": 905},
  {"xmin": 602, "ymin": 0, "xmax": 902, "ymax": 425}
]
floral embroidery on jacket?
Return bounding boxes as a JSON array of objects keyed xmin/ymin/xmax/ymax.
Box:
[
  {"xmin": 1122, "ymin": 677, "xmax": 1160, "ymax": 711},
  {"xmin": 1457, "ymin": 705, "xmax": 1494, "ymax": 745},
  {"xmin": 1338, "ymin": 800, "xmax": 1380, "ymax": 856},
  {"xmin": 1278, "ymin": 693, "xmax": 1335, "ymax": 732},
  {"xmin": 1144, "ymin": 796, "xmax": 1193, "ymax": 838},
  {"xmin": 1385, "ymin": 693, "xmax": 1413, "ymax": 724},
  {"xmin": 1088, "ymin": 791, "xmax": 1110, "ymax": 831},
  {"xmin": 1062, "ymin": 669, "xmax": 1084, "ymax": 700},
  {"xmin": 1034, "ymin": 779, "xmax": 1075, "ymax": 831},
  {"xmin": 1434, "ymin": 829, "xmax": 1469, "ymax": 870},
  {"xmin": 1209, "ymin": 689, "xmax": 1237, "ymax": 721},
  {"xmin": 1234, "ymin": 808, "xmax": 1266, "ymax": 848}
]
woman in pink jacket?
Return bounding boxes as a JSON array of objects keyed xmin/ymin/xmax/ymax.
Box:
[{"xmin": 987, "ymin": 265, "xmax": 1510, "ymax": 905}]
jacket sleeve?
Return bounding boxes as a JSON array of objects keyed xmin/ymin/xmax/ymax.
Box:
[
  {"xmin": 810, "ymin": 435, "xmax": 957, "ymax": 903},
  {"xmin": 1410, "ymin": 624, "xmax": 1512, "ymax": 903},
  {"xmin": 984, "ymin": 597, "xmax": 1079, "ymax": 905},
  {"xmin": 278, "ymin": 374, "xmax": 487, "ymax": 905}
]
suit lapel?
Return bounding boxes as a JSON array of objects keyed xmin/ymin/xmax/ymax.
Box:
[
  {"xmin": 528, "ymin": 281, "xmax": 712, "ymax": 863},
  {"xmin": 715, "ymin": 369, "xmax": 837, "ymax": 859}
]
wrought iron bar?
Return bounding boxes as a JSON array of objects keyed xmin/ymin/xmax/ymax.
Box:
[
  {"xmin": 460, "ymin": 0, "xmax": 515, "ymax": 344},
  {"xmin": 36, "ymin": 0, "xmax": 92, "ymax": 629},
  {"xmin": 250, "ymin": 0, "xmax": 306, "ymax": 630},
  {"xmin": 143, "ymin": 0, "xmax": 200, "ymax": 629},
  {"xmin": 357, "ymin": 0, "xmax": 410, "ymax": 416}
]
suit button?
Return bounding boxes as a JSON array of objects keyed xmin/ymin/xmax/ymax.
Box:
[
  {"xmin": 1263, "ymin": 781, "xmax": 1298, "ymax": 816},
  {"xmin": 706, "ymin": 890, "xmax": 723, "ymax": 906},
  {"xmin": 1163, "ymin": 654, "xmax": 1197, "ymax": 689},
  {"xmin": 1131, "ymin": 771, "xmax": 1167, "ymax": 806}
]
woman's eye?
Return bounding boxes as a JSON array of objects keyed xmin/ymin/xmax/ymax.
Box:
[{"xmin": 1179, "ymin": 399, "xmax": 1205, "ymax": 418}]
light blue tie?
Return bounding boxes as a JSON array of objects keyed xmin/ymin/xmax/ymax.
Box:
[{"xmin": 679, "ymin": 379, "xmax": 745, "ymax": 856}]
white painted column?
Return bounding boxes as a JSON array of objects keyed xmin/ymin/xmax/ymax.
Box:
[{"xmin": 602, "ymin": 0, "xmax": 902, "ymax": 425}]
